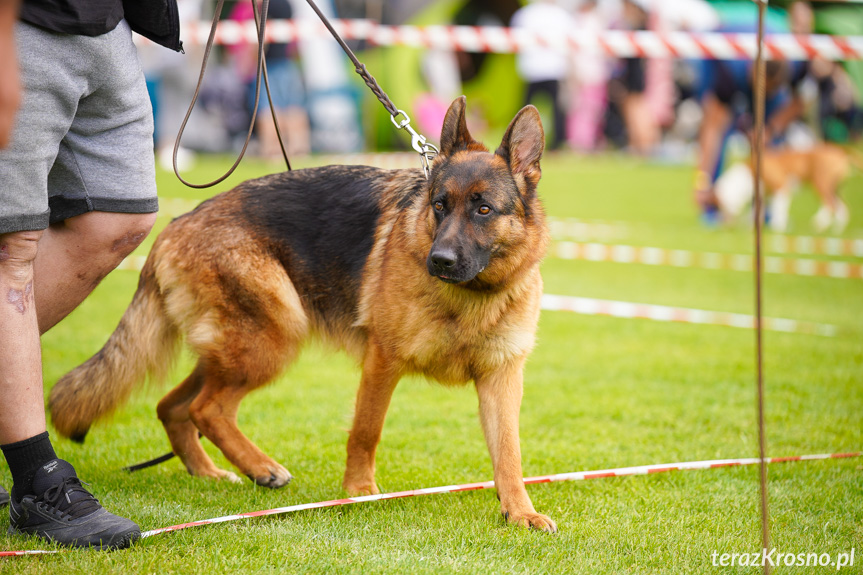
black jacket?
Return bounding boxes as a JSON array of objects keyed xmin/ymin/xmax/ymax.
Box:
[
  {"xmin": 124, "ymin": 0, "xmax": 183, "ymax": 52},
  {"xmin": 20, "ymin": 1, "xmax": 182, "ymax": 52}
]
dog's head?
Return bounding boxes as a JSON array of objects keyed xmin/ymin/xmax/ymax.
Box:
[{"xmin": 424, "ymin": 96, "xmax": 547, "ymax": 290}]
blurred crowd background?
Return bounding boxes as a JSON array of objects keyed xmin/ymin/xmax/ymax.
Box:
[{"xmin": 138, "ymin": 0, "xmax": 863, "ymax": 171}]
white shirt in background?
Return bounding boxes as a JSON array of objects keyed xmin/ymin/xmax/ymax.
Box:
[{"xmin": 510, "ymin": 2, "xmax": 575, "ymax": 83}]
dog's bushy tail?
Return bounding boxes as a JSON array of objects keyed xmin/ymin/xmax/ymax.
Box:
[{"xmin": 49, "ymin": 261, "xmax": 180, "ymax": 443}]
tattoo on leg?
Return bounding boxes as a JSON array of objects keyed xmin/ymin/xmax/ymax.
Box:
[{"xmin": 7, "ymin": 282, "xmax": 33, "ymax": 314}]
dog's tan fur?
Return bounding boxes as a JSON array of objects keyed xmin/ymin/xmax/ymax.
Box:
[
  {"xmin": 49, "ymin": 97, "xmax": 556, "ymax": 531},
  {"xmin": 760, "ymin": 144, "xmax": 855, "ymax": 232}
]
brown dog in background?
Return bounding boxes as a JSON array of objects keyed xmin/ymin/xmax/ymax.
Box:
[
  {"xmin": 762, "ymin": 143, "xmax": 858, "ymax": 233},
  {"xmin": 716, "ymin": 143, "xmax": 859, "ymax": 233},
  {"xmin": 48, "ymin": 97, "xmax": 556, "ymax": 532}
]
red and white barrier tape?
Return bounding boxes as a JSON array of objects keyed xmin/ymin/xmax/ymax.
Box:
[
  {"xmin": 2, "ymin": 451, "xmax": 858, "ymax": 557},
  {"xmin": 540, "ymin": 294, "xmax": 838, "ymax": 336},
  {"xmin": 547, "ymin": 217, "xmax": 863, "ymax": 259},
  {"xmin": 548, "ymin": 218, "xmax": 632, "ymax": 242},
  {"xmin": 551, "ymin": 241, "xmax": 863, "ymax": 279},
  {"xmin": 769, "ymin": 234, "xmax": 863, "ymax": 258},
  {"xmin": 151, "ymin": 20, "xmax": 863, "ymax": 61}
]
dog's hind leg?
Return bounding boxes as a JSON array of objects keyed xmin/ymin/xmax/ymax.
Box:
[
  {"xmin": 159, "ymin": 231, "xmax": 309, "ymax": 488},
  {"xmin": 184, "ymin": 273, "xmax": 306, "ymax": 488},
  {"xmin": 812, "ymin": 203, "xmax": 834, "ymax": 233},
  {"xmin": 157, "ymin": 362, "xmax": 242, "ymax": 483},
  {"xmin": 833, "ymin": 198, "xmax": 849, "ymax": 234},
  {"xmin": 189, "ymin": 366, "xmax": 294, "ymax": 488},
  {"xmin": 812, "ymin": 170, "xmax": 845, "ymax": 233}
]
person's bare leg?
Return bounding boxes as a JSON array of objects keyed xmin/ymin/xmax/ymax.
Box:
[
  {"xmin": 695, "ymin": 94, "xmax": 732, "ymax": 209},
  {"xmin": 33, "ymin": 211, "xmax": 156, "ymax": 333},
  {"xmin": 0, "ymin": 230, "xmax": 45, "ymax": 444},
  {"xmin": 623, "ymin": 94, "xmax": 658, "ymax": 155},
  {"xmin": 283, "ymin": 107, "xmax": 310, "ymax": 157},
  {"xmin": 256, "ymin": 113, "xmax": 280, "ymax": 160},
  {"xmin": 0, "ymin": 211, "xmax": 155, "ymax": 442},
  {"xmin": 0, "ymin": 234, "xmax": 141, "ymax": 545}
]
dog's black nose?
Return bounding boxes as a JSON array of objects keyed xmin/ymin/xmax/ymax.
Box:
[{"xmin": 430, "ymin": 248, "xmax": 457, "ymax": 272}]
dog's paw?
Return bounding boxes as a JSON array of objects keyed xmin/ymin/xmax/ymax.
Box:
[
  {"xmin": 223, "ymin": 471, "xmax": 244, "ymax": 484},
  {"xmin": 248, "ymin": 463, "xmax": 293, "ymax": 489},
  {"xmin": 833, "ymin": 202, "xmax": 849, "ymax": 234},
  {"xmin": 192, "ymin": 467, "xmax": 243, "ymax": 484},
  {"xmin": 343, "ymin": 480, "xmax": 380, "ymax": 497},
  {"xmin": 503, "ymin": 510, "xmax": 558, "ymax": 533}
]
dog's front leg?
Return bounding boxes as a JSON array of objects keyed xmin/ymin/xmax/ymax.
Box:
[
  {"xmin": 769, "ymin": 188, "xmax": 793, "ymax": 232},
  {"xmin": 476, "ymin": 361, "xmax": 557, "ymax": 532},
  {"xmin": 343, "ymin": 340, "xmax": 401, "ymax": 496}
]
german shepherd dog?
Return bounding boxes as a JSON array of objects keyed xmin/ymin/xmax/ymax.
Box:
[{"xmin": 49, "ymin": 97, "xmax": 556, "ymax": 531}]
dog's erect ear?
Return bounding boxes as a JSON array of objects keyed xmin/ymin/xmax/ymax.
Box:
[
  {"xmin": 496, "ymin": 105, "xmax": 544, "ymax": 186},
  {"xmin": 439, "ymin": 96, "xmax": 478, "ymax": 156}
]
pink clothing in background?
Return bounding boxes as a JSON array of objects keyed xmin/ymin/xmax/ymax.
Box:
[
  {"xmin": 567, "ymin": 83, "xmax": 606, "ymax": 151},
  {"xmin": 567, "ymin": 5, "xmax": 608, "ymax": 151}
]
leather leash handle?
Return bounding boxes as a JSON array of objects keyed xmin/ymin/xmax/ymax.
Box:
[{"xmin": 173, "ymin": 0, "xmax": 291, "ymax": 190}]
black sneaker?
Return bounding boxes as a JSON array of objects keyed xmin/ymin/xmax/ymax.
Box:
[
  {"xmin": 8, "ymin": 459, "xmax": 140, "ymax": 550},
  {"xmin": 0, "ymin": 485, "xmax": 9, "ymax": 507}
]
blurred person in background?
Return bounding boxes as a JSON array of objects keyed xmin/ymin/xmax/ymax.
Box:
[
  {"xmin": 693, "ymin": 2, "xmax": 816, "ymax": 224},
  {"xmin": 786, "ymin": 1, "xmax": 862, "ymax": 143},
  {"xmin": 695, "ymin": 59, "xmax": 800, "ymax": 223},
  {"xmin": 511, "ymin": 0, "xmax": 573, "ymax": 150},
  {"xmin": 814, "ymin": 60, "xmax": 863, "ymax": 143},
  {"xmin": 230, "ymin": 0, "xmax": 310, "ymax": 159},
  {"xmin": 140, "ymin": 0, "xmax": 203, "ymax": 170},
  {"xmin": 605, "ymin": 0, "xmax": 660, "ymax": 154},
  {"xmin": 566, "ymin": 0, "xmax": 608, "ymax": 151}
]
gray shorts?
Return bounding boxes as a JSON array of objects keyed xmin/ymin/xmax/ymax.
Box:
[{"xmin": 0, "ymin": 20, "xmax": 158, "ymax": 235}]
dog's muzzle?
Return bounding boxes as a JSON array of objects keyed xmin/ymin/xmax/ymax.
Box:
[{"xmin": 428, "ymin": 246, "xmax": 462, "ymax": 283}]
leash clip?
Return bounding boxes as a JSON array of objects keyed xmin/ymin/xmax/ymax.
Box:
[{"xmin": 391, "ymin": 110, "xmax": 439, "ymax": 179}]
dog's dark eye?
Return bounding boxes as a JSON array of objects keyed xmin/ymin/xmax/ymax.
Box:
[
  {"xmin": 477, "ymin": 205, "xmax": 491, "ymax": 216},
  {"xmin": 434, "ymin": 201, "xmax": 444, "ymax": 212}
]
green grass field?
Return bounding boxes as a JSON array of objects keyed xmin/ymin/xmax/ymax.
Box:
[{"xmin": 3, "ymin": 153, "xmax": 861, "ymax": 574}]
